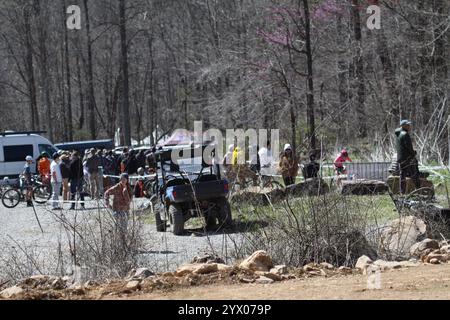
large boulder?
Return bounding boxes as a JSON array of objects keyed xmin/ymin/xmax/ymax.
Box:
[
  {"xmin": 355, "ymin": 255, "xmax": 373, "ymax": 274},
  {"xmin": 379, "ymin": 216, "xmax": 427, "ymax": 260},
  {"xmin": 285, "ymin": 179, "xmax": 329, "ymax": 197},
  {"xmin": 0, "ymin": 286, "xmax": 24, "ymax": 299},
  {"xmin": 239, "ymin": 250, "xmax": 274, "ymax": 272},
  {"xmin": 409, "ymin": 239, "xmax": 440, "ymax": 258},
  {"xmin": 175, "ymin": 263, "xmax": 219, "ymax": 276},
  {"xmin": 341, "ymin": 180, "xmax": 388, "ymax": 196}
]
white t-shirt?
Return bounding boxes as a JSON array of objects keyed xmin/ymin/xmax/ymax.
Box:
[
  {"xmin": 258, "ymin": 147, "xmax": 274, "ymax": 174},
  {"xmin": 50, "ymin": 160, "xmax": 62, "ymax": 183}
]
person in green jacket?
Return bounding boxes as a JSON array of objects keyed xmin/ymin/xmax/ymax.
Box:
[{"xmin": 395, "ymin": 119, "xmax": 419, "ymax": 193}]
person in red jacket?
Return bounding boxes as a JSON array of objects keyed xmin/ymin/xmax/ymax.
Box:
[{"xmin": 334, "ymin": 149, "xmax": 352, "ymax": 175}]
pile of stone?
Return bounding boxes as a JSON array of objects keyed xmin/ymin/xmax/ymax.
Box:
[{"xmin": 409, "ymin": 238, "xmax": 450, "ymax": 264}]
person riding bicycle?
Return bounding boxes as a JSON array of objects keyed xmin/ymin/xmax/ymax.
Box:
[
  {"xmin": 334, "ymin": 149, "xmax": 352, "ymax": 176},
  {"xmin": 38, "ymin": 152, "xmax": 51, "ymax": 185},
  {"xmin": 23, "ymin": 155, "xmax": 34, "ymax": 207}
]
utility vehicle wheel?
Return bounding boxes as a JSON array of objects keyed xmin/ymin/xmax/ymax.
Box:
[
  {"xmin": 216, "ymin": 197, "xmax": 233, "ymax": 229},
  {"xmin": 169, "ymin": 204, "xmax": 184, "ymax": 235},
  {"xmin": 154, "ymin": 204, "xmax": 166, "ymax": 232}
]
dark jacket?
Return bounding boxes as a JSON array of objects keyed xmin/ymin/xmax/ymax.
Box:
[
  {"xmin": 69, "ymin": 156, "xmax": 83, "ymax": 180},
  {"xmin": 395, "ymin": 128, "xmax": 415, "ymax": 163},
  {"xmin": 60, "ymin": 158, "xmax": 71, "ymax": 179}
]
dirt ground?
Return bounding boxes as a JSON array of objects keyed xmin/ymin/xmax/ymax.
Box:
[{"xmin": 119, "ymin": 263, "xmax": 450, "ymax": 300}]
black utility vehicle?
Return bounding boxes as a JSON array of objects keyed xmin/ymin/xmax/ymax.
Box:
[{"xmin": 151, "ymin": 145, "xmax": 232, "ymax": 235}]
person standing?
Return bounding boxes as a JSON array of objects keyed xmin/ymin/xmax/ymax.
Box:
[
  {"xmin": 37, "ymin": 152, "xmax": 51, "ymax": 185},
  {"xmin": 395, "ymin": 119, "xmax": 420, "ymax": 193},
  {"xmin": 279, "ymin": 144, "xmax": 299, "ymax": 186},
  {"xmin": 60, "ymin": 153, "xmax": 71, "ymax": 201},
  {"xmin": 23, "ymin": 155, "xmax": 34, "ymax": 207},
  {"xmin": 85, "ymin": 149, "xmax": 100, "ymax": 199},
  {"xmin": 69, "ymin": 151, "xmax": 85, "ymax": 210},
  {"xmin": 104, "ymin": 173, "xmax": 133, "ymax": 240},
  {"xmin": 50, "ymin": 152, "xmax": 63, "ymax": 210}
]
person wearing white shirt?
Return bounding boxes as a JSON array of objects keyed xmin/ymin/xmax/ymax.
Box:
[
  {"xmin": 50, "ymin": 152, "xmax": 63, "ymax": 210},
  {"xmin": 258, "ymin": 141, "xmax": 273, "ymax": 176}
]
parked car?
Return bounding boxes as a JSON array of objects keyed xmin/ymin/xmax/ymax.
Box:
[
  {"xmin": 55, "ymin": 139, "xmax": 114, "ymax": 154},
  {"xmin": 0, "ymin": 131, "xmax": 57, "ymax": 179}
]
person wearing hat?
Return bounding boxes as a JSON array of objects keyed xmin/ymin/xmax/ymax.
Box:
[
  {"xmin": 334, "ymin": 148, "xmax": 352, "ymax": 176},
  {"xmin": 279, "ymin": 143, "xmax": 299, "ymax": 186},
  {"xmin": 23, "ymin": 155, "xmax": 34, "ymax": 207},
  {"xmin": 50, "ymin": 152, "xmax": 63, "ymax": 210},
  {"xmin": 104, "ymin": 173, "xmax": 133, "ymax": 239},
  {"xmin": 395, "ymin": 119, "xmax": 419, "ymax": 193}
]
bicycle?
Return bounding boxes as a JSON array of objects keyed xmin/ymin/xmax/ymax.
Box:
[
  {"xmin": 228, "ymin": 165, "xmax": 283, "ymax": 192},
  {"xmin": 1, "ymin": 175, "xmax": 52, "ymax": 208}
]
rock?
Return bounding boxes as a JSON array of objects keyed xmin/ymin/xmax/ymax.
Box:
[
  {"xmin": 193, "ymin": 263, "xmax": 218, "ymax": 275},
  {"xmin": 341, "ymin": 180, "xmax": 389, "ymax": 195},
  {"xmin": 216, "ymin": 264, "xmax": 233, "ymax": 272},
  {"xmin": 379, "ymin": 216, "xmax": 427, "ymax": 260},
  {"xmin": 270, "ymin": 265, "xmax": 288, "ymax": 275},
  {"xmin": 239, "ymin": 250, "xmax": 274, "ymax": 272},
  {"xmin": 192, "ymin": 254, "xmax": 225, "ymax": 264},
  {"xmin": 175, "ymin": 263, "xmax": 219, "ymax": 276},
  {"xmin": 131, "ymin": 268, "xmax": 154, "ymax": 280},
  {"xmin": 372, "ymin": 260, "xmax": 420, "ymax": 271},
  {"xmin": 175, "ymin": 264, "xmax": 199, "ymax": 276},
  {"xmin": 51, "ymin": 278, "xmax": 66, "ymax": 290},
  {"xmin": 255, "ymin": 276, "xmax": 274, "ymax": 284},
  {"xmin": 409, "ymin": 239, "xmax": 440, "ymax": 258},
  {"xmin": 423, "ymin": 253, "xmax": 450, "ymax": 263},
  {"xmin": 355, "ymin": 255, "xmax": 373, "ymax": 273},
  {"xmin": 0, "ymin": 286, "xmax": 24, "ymax": 299},
  {"xmin": 239, "ymin": 277, "xmax": 255, "ymax": 284},
  {"xmin": 125, "ymin": 280, "xmax": 141, "ymax": 291},
  {"xmin": 337, "ymin": 266, "xmax": 352, "ymax": 274},
  {"xmin": 440, "ymin": 245, "xmax": 450, "ymax": 254},
  {"xmin": 303, "ymin": 263, "xmax": 319, "ymax": 272},
  {"xmin": 429, "ymin": 258, "xmax": 440, "ymax": 264},
  {"xmin": 319, "ymin": 262, "xmax": 334, "ymax": 270},
  {"xmin": 255, "ymin": 271, "xmax": 282, "ymax": 281},
  {"xmin": 162, "ymin": 272, "xmax": 175, "ymax": 277}
]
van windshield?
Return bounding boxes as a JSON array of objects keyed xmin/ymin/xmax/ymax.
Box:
[{"xmin": 38, "ymin": 144, "xmax": 58, "ymax": 157}]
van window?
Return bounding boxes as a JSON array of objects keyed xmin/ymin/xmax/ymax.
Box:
[
  {"xmin": 4, "ymin": 145, "xmax": 34, "ymax": 162},
  {"xmin": 38, "ymin": 144, "xmax": 58, "ymax": 157}
]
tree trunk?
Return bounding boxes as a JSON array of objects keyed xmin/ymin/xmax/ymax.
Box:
[
  {"xmin": 83, "ymin": 0, "xmax": 97, "ymax": 139},
  {"xmin": 23, "ymin": 6, "xmax": 39, "ymax": 131},
  {"xmin": 63, "ymin": 0, "xmax": 73, "ymax": 141},
  {"xmin": 302, "ymin": 0, "xmax": 316, "ymax": 150},
  {"xmin": 119, "ymin": 0, "xmax": 131, "ymax": 146},
  {"xmin": 351, "ymin": 0, "xmax": 366, "ymax": 138},
  {"xmin": 35, "ymin": 0, "xmax": 53, "ymax": 141}
]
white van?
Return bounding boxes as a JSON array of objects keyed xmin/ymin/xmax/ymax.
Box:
[{"xmin": 0, "ymin": 131, "xmax": 58, "ymax": 178}]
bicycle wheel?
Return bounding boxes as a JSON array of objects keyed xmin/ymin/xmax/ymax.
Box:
[
  {"xmin": 2, "ymin": 188, "xmax": 21, "ymax": 208},
  {"xmin": 405, "ymin": 187, "xmax": 434, "ymax": 202},
  {"xmin": 263, "ymin": 179, "xmax": 283, "ymax": 190},
  {"xmin": 33, "ymin": 185, "xmax": 52, "ymax": 204}
]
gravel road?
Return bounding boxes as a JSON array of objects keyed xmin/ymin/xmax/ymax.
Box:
[{"xmin": 0, "ymin": 198, "xmax": 243, "ymax": 279}]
